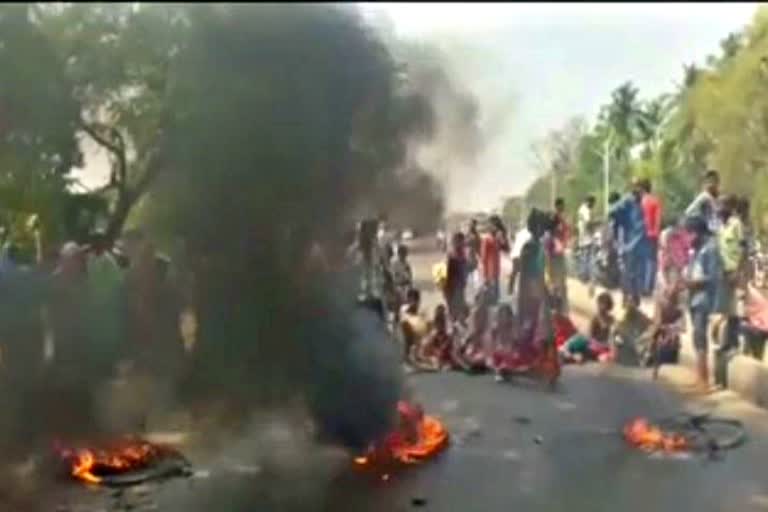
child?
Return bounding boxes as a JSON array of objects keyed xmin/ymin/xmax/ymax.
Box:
[
  {"xmin": 589, "ymin": 292, "xmax": 616, "ymax": 345},
  {"xmin": 400, "ymin": 288, "xmax": 429, "ymax": 366},
  {"xmin": 390, "ymin": 244, "xmax": 413, "ymax": 324},
  {"xmin": 614, "ymin": 294, "xmax": 653, "ymax": 366},
  {"xmin": 419, "ymin": 304, "xmax": 456, "ymax": 371}
]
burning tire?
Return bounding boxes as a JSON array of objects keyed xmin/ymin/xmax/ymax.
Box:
[
  {"xmin": 623, "ymin": 413, "xmax": 746, "ymax": 454},
  {"xmin": 54, "ymin": 437, "xmax": 193, "ymax": 488},
  {"xmin": 654, "ymin": 413, "xmax": 746, "ymax": 452}
]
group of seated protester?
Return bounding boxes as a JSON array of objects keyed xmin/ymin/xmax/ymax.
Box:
[
  {"xmin": 558, "ymin": 289, "xmax": 684, "ymax": 378},
  {"xmin": 398, "ymin": 287, "xmax": 559, "ymax": 382},
  {"xmin": 398, "ymin": 282, "xmax": 686, "ymax": 382}
]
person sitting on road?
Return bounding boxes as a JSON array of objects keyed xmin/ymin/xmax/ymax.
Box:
[
  {"xmin": 419, "ymin": 304, "xmax": 458, "ymax": 371},
  {"xmin": 559, "ymin": 332, "xmax": 613, "ymax": 364},
  {"xmin": 550, "ymin": 295, "xmax": 578, "ymax": 349},
  {"xmin": 614, "ymin": 293, "xmax": 653, "ymax": 366},
  {"xmin": 489, "ymin": 303, "xmax": 531, "ymax": 381},
  {"xmin": 589, "ymin": 292, "xmax": 616, "ymax": 345},
  {"xmin": 456, "ymin": 294, "xmax": 492, "ymax": 373},
  {"xmin": 400, "ymin": 288, "xmax": 429, "ymax": 366},
  {"xmin": 559, "ymin": 294, "xmax": 615, "ymax": 364}
]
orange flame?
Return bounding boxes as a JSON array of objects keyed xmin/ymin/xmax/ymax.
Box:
[
  {"xmin": 354, "ymin": 401, "xmax": 449, "ymax": 468},
  {"xmin": 623, "ymin": 417, "xmax": 689, "ymax": 453},
  {"xmin": 56, "ymin": 438, "xmax": 172, "ymax": 485}
]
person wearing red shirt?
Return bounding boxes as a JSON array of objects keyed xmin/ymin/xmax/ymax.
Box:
[
  {"xmin": 640, "ymin": 178, "xmax": 662, "ymax": 297},
  {"xmin": 480, "ymin": 215, "xmax": 509, "ymax": 305}
]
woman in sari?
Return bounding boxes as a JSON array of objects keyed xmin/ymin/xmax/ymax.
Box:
[
  {"xmin": 455, "ymin": 298, "xmax": 492, "ymax": 373},
  {"xmin": 517, "ymin": 209, "xmax": 560, "ymax": 385}
]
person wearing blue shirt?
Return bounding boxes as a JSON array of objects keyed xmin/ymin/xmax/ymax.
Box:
[
  {"xmin": 608, "ymin": 179, "xmax": 648, "ymax": 305},
  {"xmin": 684, "ymin": 215, "xmax": 721, "ymax": 392}
]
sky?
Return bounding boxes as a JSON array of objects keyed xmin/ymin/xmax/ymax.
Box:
[
  {"xmin": 358, "ymin": 2, "xmax": 763, "ymax": 211},
  {"xmin": 74, "ymin": 3, "xmax": 763, "ymax": 212}
]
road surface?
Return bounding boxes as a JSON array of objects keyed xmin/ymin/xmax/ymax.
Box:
[
  {"xmin": 322, "ymin": 238, "xmax": 768, "ymax": 512},
  {"xmin": 20, "ymin": 238, "xmax": 768, "ymax": 511}
]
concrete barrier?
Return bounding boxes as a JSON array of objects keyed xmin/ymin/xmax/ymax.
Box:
[{"xmin": 567, "ymin": 278, "xmax": 768, "ymax": 409}]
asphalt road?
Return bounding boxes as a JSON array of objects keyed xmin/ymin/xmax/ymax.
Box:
[
  {"xmin": 21, "ymin": 238, "xmax": 768, "ymax": 512},
  {"xmin": 321, "ymin": 239, "xmax": 768, "ymax": 512}
]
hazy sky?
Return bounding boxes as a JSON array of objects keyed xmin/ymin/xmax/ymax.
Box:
[
  {"xmin": 74, "ymin": 3, "xmax": 763, "ymax": 212},
  {"xmin": 358, "ymin": 2, "xmax": 763, "ymax": 211}
]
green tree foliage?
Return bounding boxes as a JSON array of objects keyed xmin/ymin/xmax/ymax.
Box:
[
  {"xmin": 514, "ymin": 6, "xmax": 768, "ymax": 234},
  {"xmin": 0, "ymin": 4, "xmax": 83, "ymax": 249}
]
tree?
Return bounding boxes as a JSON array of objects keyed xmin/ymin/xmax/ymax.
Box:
[
  {"xmin": 0, "ymin": 4, "xmax": 83, "ymax": 250},
  {"xmin": 529, "ymin": 116, "xmax": 586, "ymax": 206},
  {"xmin": 36, "ymin": 3, "xmax": 186, "ymax": 242}
]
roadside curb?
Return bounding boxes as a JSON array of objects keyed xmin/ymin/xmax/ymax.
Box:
[{"xmin": 567, "ymin": 278, "xmax": 768, "ymax": 409}]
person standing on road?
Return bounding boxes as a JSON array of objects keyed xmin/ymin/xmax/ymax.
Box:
[
  {"xmin": 547, "ymin": 198, "xmax": 570, "ymax": 312},
  {"xmin": 508, "ymin": 221, "xmax": 532, "ymax": 299},
  {"xmin": 466, "ymin": 218, "xmax": 482, "ymax": 297},
  {"xmin": 518, "ymin": 209, "xmax": 549, "ymax": 349},
  {"xmin": 480, "ymin": 215, "xmax": 510, "ymax": 305},
  {"xmin": 640, "ymin": 178, "xmax": 662, "ymax": 297},
  {"xmin": 577, "ymin": 196, "xmax": 598, "ymax": 293},
  {"xmin": 445, "ymin": 232, "xmax": 469, "ymax": 325},
  {"xmin": 356, "ymin": 217, "xmax": 380, "ymax": 299},
  {"xmin": 608, "ymin": 179, "xmax": 649, "ymax": 306},
  {"xmin": 684, "ymin": 215, "xmax": 721, "ymax": 392},
  {"xmin": 713, "ymin": 195, "xmax": 744, "ymax": 388}
]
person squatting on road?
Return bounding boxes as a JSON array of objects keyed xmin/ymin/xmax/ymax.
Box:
[
  {"xmin": 646, "ymin": 281, "xmax": 685, "ymax": 379},
  {"xmin": 613, "ymin": 293, "xmax": 653, "ymax": 366}
]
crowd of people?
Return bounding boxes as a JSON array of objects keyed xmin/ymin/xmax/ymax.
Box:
[
  {"xmin": 598, "ymin": 170, "xmax": 764, "ymax": 391},
  {"xmin": 354, "ymin": 168, "xmax": 768, "ymax": 394},
  {"xmin": 0, "ymin": 231, "xmax": 184, "ymax": 386}
]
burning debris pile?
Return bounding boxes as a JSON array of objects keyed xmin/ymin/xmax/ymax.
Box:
[
  {"xmin": 54, "ymin": 437, "xmax": 192, "ymax": 487},
  {"xmin": 353, "ymin": 401, "xmax": 449, "ymax": 470}
]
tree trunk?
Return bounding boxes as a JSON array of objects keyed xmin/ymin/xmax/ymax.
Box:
[{"xmin": 105, "ymin": 192, "xmax": 135, "ymax": 245}]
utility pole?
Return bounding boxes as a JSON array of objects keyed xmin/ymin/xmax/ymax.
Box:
[{"xmin": 602, "ymin": 133, "xmax": 613, "ymax": 215}]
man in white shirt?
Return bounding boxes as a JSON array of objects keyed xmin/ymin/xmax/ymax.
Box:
[{"xmin": 576, "ymin": 196, "xmax": 597, "ymax": 287}]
